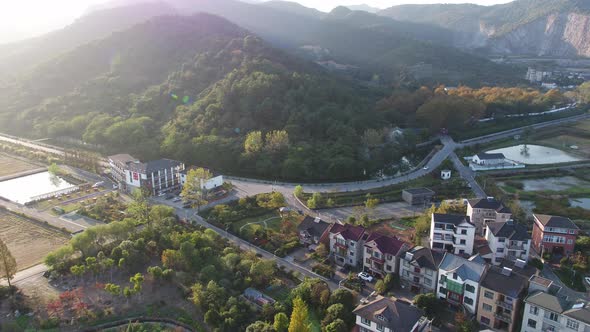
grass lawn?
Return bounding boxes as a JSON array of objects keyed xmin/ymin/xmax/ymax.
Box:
[
  {"xmin": 553, "ymin": 268, "xmax": 587, "ymax": 292},
  {"xmin": 232, "ymin": 212, "xmax": 280, "ymax": 233},
  {"xmin": 265, "ymin": 284, "xmax": 291, "ymax": 303}
]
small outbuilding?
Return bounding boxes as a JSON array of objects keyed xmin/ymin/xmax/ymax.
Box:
[
  {"xmin": 402, "ymin": 188, "xmax": 435, "ymax": 206},
  {"xmin": 441, "ymin": 169, "xmax": 452, "ymax": 180}
]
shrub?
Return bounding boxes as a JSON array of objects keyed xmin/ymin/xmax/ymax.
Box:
[{"xmin": 312, "ymin": 263, "xmax": 334, "ymax": 278}]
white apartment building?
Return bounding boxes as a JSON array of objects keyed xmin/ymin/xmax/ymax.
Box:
[
  {"xmin": 522, "ymin": 292, "xmax": 590, "ymax": 332},
  {"xmin": 485, "ymin": 220, "xmax": 531, "ymax": 265},
  {"xmin": 329, "ymin": 223, "xmax": 366, "ymax": 267},
  {"xmin": 430, "ymin": 213, "xmax": 476, "ymax": 255}
]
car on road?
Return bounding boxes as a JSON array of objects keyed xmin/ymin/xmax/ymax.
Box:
[
  {"xmin": 423, "ymin": 166, "xmax": 429, "ymax": 170},
  {"xmin": 173, "ymin": 197, "xmax": 182, "ymax": 202},
  {"xmin": 585, "ymin": 277, "xmax": 590, "ymax": 286},
  {"xmin": 358, "ymin": 271, "xmax": 374, "ymax": 282}
]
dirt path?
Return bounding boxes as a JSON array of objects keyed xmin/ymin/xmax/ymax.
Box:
[{"xmin": 239, "ymin": 216, "xmax": 281, "ymax": 232}]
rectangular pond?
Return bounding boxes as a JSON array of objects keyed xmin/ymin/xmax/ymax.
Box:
[
  {"xmin": 487, "ymin": 144, "xmax": 582, "ymax": 165},
  {"xmin": 0, "ymin": 171, "xmax": 76, "ymax": 204}
]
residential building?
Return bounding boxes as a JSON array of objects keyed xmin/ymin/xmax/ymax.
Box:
[
  {"xmin": 297, "ymin": 216, "xmax": 331, "ymax": 247},
  {"xmin": 441, "ymin": 170, "xmax": 452, "ymax": 180},
  {"xmin": 179, "ymin": 167, "xmax": 224, "ymax": 191},
  {"xmin": 329, "ymin": 223, "xmax": 366, "ymax": 267},
  {"xmin": 472, "ymin": 153, "xmax": 507, "ymax": 166},
  {"xmin": 436, "ymin": 253, "xmax": 488, "ymax": 314},
  {"xmin": 353, "ymin": 295, "xmax": 432, "ymax": 332},
  {"xmin": 430, "ymin": 213, "xmax": 476, "ymax": 255},
  {"xmin": 108, "ymin": 154, "xmax": 138, "ymax": 185},
  {"xmin": 467, "ymin": 197, "xmax": 512, "ymax": 235},
  {"xmin": 363, "ymin": 233, "xmax": 410, "ymax": 278},
  {"xmin": 478, "ymin": 266, "xmax": 528, "ymax": 332},
  {"xmin": 402, "ymin": 188, "xmax": 435, "ymax": 206},
  {"xmin": 522, "ymin": 291, "xmax": 590, "ymax": 332},
  {"xmin": 400, "ymin": 246, "xmax": 443, "ymax": 294},
  {"xmin": 500, "ymin": 259, "xmax": 539, "ymax": 280},
  {"xmin": 531, "ymin": 214, "xmax": 579, "ymax": 256},
  {"xmin": 485, "ymin": 220, "xmax": 531, "ymax": 264},
  {"xmin": 125, "ymin": 159, "xmax": 185, "ymax": 196}
]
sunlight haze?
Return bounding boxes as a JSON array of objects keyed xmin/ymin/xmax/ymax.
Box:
[{"xmin": 0, "ymin": 0, "xmax": 514, "ymax": 43}]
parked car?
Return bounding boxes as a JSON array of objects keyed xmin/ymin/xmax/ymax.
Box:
[
  {"xmin": 173, "ymin": 197, "xmax": 182, "ymax": 202},
  {"xmin": 423, "ymin": 166, "xmax": 429, "ymax": 170},
  {"xmin": 165, "ymin": 194, "xmax": 174, "ymax": 200},
  {"xmin": 358, "ymin": 272, "xmax": 374, "ymax": 282}
]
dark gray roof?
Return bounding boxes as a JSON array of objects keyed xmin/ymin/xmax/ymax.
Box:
[
  {"xmin": 353, "ymin": 296, "xmax": 425, "ymax": 331},
  {"xmin": 564, "ymin": 303, "xmax": 590, "ymax": 325},
  {"xmin": 477, "ymin": 152, "xmax": 506, "ymax": 160},
  {"xmin": 297, "ymin": 216, "xmax": 331, "ymax": 238},
  {"xmin": 481, "ymin": 266, "xmax": 527, "ymax": 298},
  {"xmin": 404, "ymin": 246, "xmax": 443, "ymax": 270},
  {"xmin": 526, "ymin": 292, "xmax": 590, "ymax": 324},
  {"xmin": 439, "ymin": 253, "xmax": 487, "ymax": 282},
  {"xmin": 433, "ymin": 213, "xmax": 473, "ymax": 226},
  {"xmin": 487, "ymin": 221, "xmax": 530, "ymax": 241},
  {"xmin": 127, "ymin": 159, "xmax": 183, "ymax": 174},
  {"xmin": 500, "ymin": 259, "xmax": 538, "ymax": 279},
  {"xmin": 468, "ymin": 197, "xmax": 510, "ymax": 212},
  {"xmin": 535, "ymin": 214, "xmax": 579, "ymax": 230},
  {"xmin": 403, "ymin": 188, "xmax": 435, "ymax": 195}
]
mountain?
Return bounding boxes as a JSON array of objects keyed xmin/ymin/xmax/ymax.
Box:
[
  {"xmin": 0, "ymin": 13, "xmax": 403, "ymax": 181},
  {"xmin": 379, "ymin": 0, "xmax": 590, "ymax": 57},
  {"xmin": 346, "ymin": 4, "xmax": 380, "ymax": 13},
  {"xmin": 0, "ymin": 2, "xmax": 177, "ymax": 75},
  {"xmin": 257, "ymin": 1, "xmax": 325, "ymax": 19}
]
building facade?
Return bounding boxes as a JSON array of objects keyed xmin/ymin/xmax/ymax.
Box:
[
  {"xmin": 485, "ymin": 220, "xmax": 531, "ymax": 264},
  {"xmin": 297, "ymin": 216, "xmax": 331, "ymax": 246},
  {"xmin": 472, "ymin": 153, "xmax": 507, "ymax": 166},
  {"xmin": 478, "ymin": 266, "xmax": 528, "ymax": 332},
  {"xmin": 400, "ymin": 246, "xmax": 443, "ymax": 294},
  {"xmin": 363, "ymin": 233, "xmax": 410, "ymax": 278},
  {"xmin": 402, "ymin": 188, "xmax": 435, "ymax": 206},
  {"xmin": 329, "ymin": 223, "xmax": 366, "ymax": 267},
  {"xmin": 430, "ymin": 213, "xmax": 476, "ymax": 255},
  {"xmin": 467, "ymin": 197, "xmax": 512, "ymax": 235},
  {"xmin": 522, "ymin": 292, "xmax": 590, "ymax": 332},
  {"xmin": 436, "ymin": 253, "xmax": 487, "ymax": 314},
  {"xmin": 353, "ymin": 295, "xmax": 432, "ymax": 332},
  {"xmin": 125, "ymin": 159, "xmax": 185, "ymax": 196},
  {"xmin": 108, "ymin": 154, "xmax": 138, "ymax": 185},
  {"xmin": 531, "ymin": 214, "xmax": 579, "ymax": 256}
]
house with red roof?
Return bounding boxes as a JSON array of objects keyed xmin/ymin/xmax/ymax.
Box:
[
  {"xmin": 329, "ymin": 223, "xmax": 367, "ymax": 267},
  {"xmin": 363, "ymin": 233, "xmax": 411, "ymax": 278}
]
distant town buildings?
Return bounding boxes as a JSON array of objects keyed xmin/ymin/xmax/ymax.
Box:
[{"xmin": 526, "ymin": 67, "xmax": 552, "ymax": 83}]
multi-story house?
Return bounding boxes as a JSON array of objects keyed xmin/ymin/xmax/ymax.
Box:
[
  {"xmin": 532, "ymin": 214, "xmax": 579, "ymax": 256},
  {"xmin": 522, "ymin": 288, "xmax": 590, "ymax": 332},
  {"xmin": 297, "ymin": 216, "xmax": 331, "ymax": 246},
  {"xmin": 477, "ymin": 266, "xmax": 528, "ymax": 332},
  {"xmin": 125, "ymin": 159, "xmax": 185, "ymax": 196},
  {"xmin": 108, "ymin": 154, "xmax": 138, "ymax": 186},
  {"xmin": 430, "ymin": 213, "xmax": 476, "ymax": 255},
  {"xmin": 363, "ymin": 233, "xmax": 410, "ymax": 278},
  {"xmin": 353, "ymin": 295, "xmax": 432, "ymax": 332},
  {"xmin": 329, "ymin": 223, "xmax": 366, "ymax": 267},
  {"xmin": 436, "ymin": 253, "xmax": 488, "ymax": 314},
  {"xmin": 485, "ymin": 220, "xmax": 531, "ymax": 265},
  {"xmin": 467, "ymin": 197, "xmax": 512, "ymax": 235},
  {"xmin": 400, "ymin": 246, "xmax": 443, "ymax": 294}
]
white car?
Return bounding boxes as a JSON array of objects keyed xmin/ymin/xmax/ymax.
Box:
[
  {"xmin": 423, "ymin": 166, "xmax": 429, "ymax": 170},
  {"xmin": 585, "ymin": 277, "xmax": 590, "ymax": 286},
  {"xmin": 358, "ymin": 272, "xmax": 374, "ymax": 282}
]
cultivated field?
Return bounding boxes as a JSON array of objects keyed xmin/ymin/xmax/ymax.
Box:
[
  {"xmin": 0, "ymin": 153, "xmax": 41, "ymax": 177},
  {"xmin": 0, "ymin": 209, "xmax": 69, "ymax": 270}
]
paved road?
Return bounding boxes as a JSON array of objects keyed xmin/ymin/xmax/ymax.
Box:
[
  {"xmin": 0, "ymin": 263, "xmax": 48, "ymax": 286},
  {"xmin": 541, "ymin": 263, "xmax": 590, "ymax": 301},
  {"xmin": 449, "ymin": 152, "xmax": 487, "ymax": 198},
  {"xmin": 0, "ymin": 198, "xmax": 87, "ymax": 233}
]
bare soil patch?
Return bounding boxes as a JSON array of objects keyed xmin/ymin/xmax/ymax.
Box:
[
  {"xmin": 0, "ymin": 153, "xmax": 41, "ymax": 177},
  {"xmin": 0, "ymin": 209, "xmax": 69, "ymax": 270}
]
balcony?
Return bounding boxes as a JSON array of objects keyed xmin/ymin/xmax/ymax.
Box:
[
  {"xmin": 370, "ymin": 256, "xmax": 385, "ymax": 264},
  {"xmin": 494, "ymin": 312, "xmax": 512, "ymax": 323},
  {"xmin": 334, "ymin": 242, "xmax": 347, "ymax": 250},
  {"xmin": 496, "ymin": 300, "xmax": 514, "ymax": 310},
  {"xmin": 506, "ymin": 243, "xmax": 526, "ymax": 250}
]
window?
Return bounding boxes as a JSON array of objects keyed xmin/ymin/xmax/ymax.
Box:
[
  {"xmin": 414, "ymin": 277, "xmax": 420, "ymax": 283},
  {"xmin": 387, "ymin": 254, "xmax": 393, "ymax": 260},
  {"xmin": 497, "ymin": 248, "xmax": 504, "ymax": 253},
  {"xmin": 414, "ymin": 267, "xmax": 421, "ymax": 273},
  {"xmin": 373, "ymin": 252, "xmax": 380, "ymax": 258},
  {"xmin": 460, "ymin": 239, "xmax": 466, "ymax": 245},
  {"xmin": 440, "ymin": 275, "xmax": 447, "ymax": 283},
  {"xmin": 386, "ymin": 265, "xmax": 392, "ymax": 271},
  {"xmin": 527, "ymin": 319, "xmax": 537, "ymax": 328},
  {"xmin": 350, "ymin": 242, "xmax": 355, "ymax": 247},
  {"xmin": 366, "ymin": 248, "xmax": 372, "ymax": 254},
  {"xmin": 483, "ymin": 303, "xmax": 492, "ymax": 312},
  {"xmin": 404, "ymin": 270, "xmax": 410, "ymax": 277},
  {"xmin": 365, "ymin": 258, "xmax": 371, "ymax": 264},
  {"xmin": 461, "ymin": 229, "xmax": 467, "ymax": 235},
  {"xmin": 480, "ymin": 316, "xmax": 490, "ymax": 325},
  {"xmin": 459, "ymin": 249, "xmax": 465, "ymax": 255},
  {"xmin": 464, "ymin": 297, "xmax": 473, "ymax": 305},
  {"xmin": 376, "ymin": 324, "xmax": 384, "ymax": 332},
  {"xmin": 569, "ymin": 229, "xmax": 575, "ymax": 234},
  {"xmin": 498, "ymin": 238, "xmax": 506, "ymax": 243},
  {"xmin": 403, "ymin": 260, "xmax": 409, "ymax": 267},
  {"xmin": 529, "ymin": 306, "xmax": 539, "ymax": 315},
  {"xmin": 484, "ymin": 291, "xmax": 494, "ymax": 300},
  {"xmin": 465, "ymin": 284, "xmax": 475, "ymax": 293},
  {"xmin": 361, "ymin": 317, "xmax": 371, "ymax": 326},
  {"xmin": 545, "ymin": 311, "xmax": 559, "ymax": 322},
  {"xmin": 426, "ymin": 269, "xmax": 433, "ymax": 276},
  {"xmin": 568, "ymin": 239, "xmax": 573, "ymax": 245},
  {"xmin": 495, "ymin": 257, "xmax": 503, "ymax": 263},
  {"xmin": 567, "ymin": 319, "xmax": 580, "ymax": 330},
  {"xmin": 425, "ymin": 277, "xmax": 432, "ymax": 285},
  {"xmin": 376, "ymin": 314, "xmax": 385, "ymax": 321},
  {"xmin": 453, "ymin": 273, "xmax": 458, "ymax": 280},
  {"xmin": 439, "ymin": 287, "xmax": 446, "ymax": 294}
]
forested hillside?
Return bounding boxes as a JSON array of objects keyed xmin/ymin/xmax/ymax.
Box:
[{"xmin": 0, "ymin": 14, "xmax": 415, "ymax": 181}]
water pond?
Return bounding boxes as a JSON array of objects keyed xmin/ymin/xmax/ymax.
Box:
[
  {"xmin": 0, "ymin": 171, "xmax": 75, "ymax": 204},
  {"xmin": 487, "ymin": 144, "xmax": 581, "ymax": 165},
  {"xmin": 570, "ymin": 198, "xmax": 590, "ymax": 210}
]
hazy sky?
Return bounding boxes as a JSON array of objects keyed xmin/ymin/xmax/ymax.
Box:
[{"xmin": 0, "ymin": 0, "xmax": 513, "ymax": 43}]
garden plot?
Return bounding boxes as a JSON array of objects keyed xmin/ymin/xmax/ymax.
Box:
[{"xmin": 0, "ymin": 153, "xmax": 41, "ymax": 178}]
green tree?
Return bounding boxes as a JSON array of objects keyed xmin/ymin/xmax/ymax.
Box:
[
  {"xmin": 245, "ymin": 131, "xmax": 264, "ymax": 154},
  {"xmin": 289, "ymin": 297, "xmax": 311, "ymax": 332},
  {"xmin": 414, "ymin": 293, "xmax": 440, "ymax": 319},
  {"xmin": 181, "ymin": 168, "xmax": 213, "ymax": 211},
  {"xmin": 324, "ymin": 319, "xmax": 347, "ymax": 332},
  {"xmin": 70, "ymin": 264, "xmax": 86, "ymax": 283},
  {"xmin": 0, "ymin": 238, "xmax": 17, "ymax": 288},
  {"xmin": 246, "ymin": 321, "xmax": 274, "ymax": 332},
  {"xmin": 294, "ymin": 185, "xmax": 303, "ymax": 198},
  {"xmin": 265, "ymin": 130, "xmax": 289, "ymax": 153},
  {"xmin": 104, "ymin": 283, "xmax": 121, "ymax": 296},
  {"xmin": 130, "ymin": 273, "xmax": 144, "ymax": 300},
  {"xmin": 127, "ymin": 189, "xmax": 151, "ymax": 224},
  {"xmin": 365, "ymin": 194, "xmax": 379, "ymax": 209},
  {"xmin": 274, "ymin": 312, "xmax": 289, "ymax": 332},
  {"xmin": 48, "ymin": 163, "xmax": 62, "ymax": 175}
]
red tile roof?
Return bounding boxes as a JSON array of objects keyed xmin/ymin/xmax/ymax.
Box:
[
  {"xmin": 330, "ymin": 223, "xmax": 365, "ymax": 241},
  {"xmin": 365, "ymin": 233, "xmax": 408, "ymax": 256}
]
